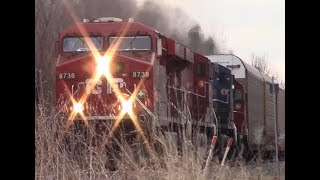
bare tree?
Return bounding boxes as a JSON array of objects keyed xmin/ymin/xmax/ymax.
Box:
[
  {"xmin": 251, "ymin": 53, "xmax": 285, "ymax": 89},
  {"xmin": 251, "ymin": 53, "xmax": 271, "ymax": 76},
  {"xmin": 35, "ymin": 0, "xmax": 74, "ymax": 101}
]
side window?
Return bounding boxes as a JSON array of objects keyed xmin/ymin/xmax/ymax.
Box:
[
  {"xmin": 235, "ymin": 89, "xmax": 242, "ymax": 101},
  {"xmin": 108, "ymin": 36, "xmax": 151, "ymax": 50},
  {"xmin": 196, "ymin": 63, "xmax": 206, "ymax": 76},
  {"xmin": 212, "ymin": 68, "xmax": 215, "ymax": 78},
  {"xmin": 209, "ymin": 66, "xmax": 214, "ymax": 78},
  {"xmin": 220, "ymin": 73, "xmax": 228, "ymax": 84}
]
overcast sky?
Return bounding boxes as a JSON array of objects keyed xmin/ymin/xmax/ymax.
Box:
[{"xmin": 138, "ymin": 0, "xmax": 285, "ymax": 82}]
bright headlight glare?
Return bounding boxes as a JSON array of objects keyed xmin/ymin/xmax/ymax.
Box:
[
  {"xmin": 121, "ymin": 100, "xmax": 133, "ymax": 113},
  {"xmin": 73, "ymin": 103, "xmax": 84, "ymax": 113},
  {"xmin": 96, "ymin": 55, "xmax": 111, "ymax": 76}
]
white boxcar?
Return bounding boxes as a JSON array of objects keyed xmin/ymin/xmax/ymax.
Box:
[
  {"xmin": 262, "ymin": 74, "xmax": 277, "ymax": 151},
  {"xmin": 276, "ymin": 87, "xmax": 285, "ymax": 157}
]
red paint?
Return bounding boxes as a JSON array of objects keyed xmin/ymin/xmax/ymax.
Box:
[
  {"xmin": 233, "ymin": 79, "xmax": 246, "ymax": 133},
  {"xmin": 193, "ymin": 53, "xmax": 209, "ymax": 121},
  {"xmin": 227, "ymin": 138, "xmax": 233, "ymax": 147},
  {"xmin": 211, "ymin": 136, "xmax": 217, "ymax": 145}
]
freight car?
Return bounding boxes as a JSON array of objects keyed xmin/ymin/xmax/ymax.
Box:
[
  {"xmin": 207, "ymin": 54, "xmax": 284, "ymax": 160},
  {"xmin": 276, "ymin": 87, "xmax": 285, "ymax": 160}
]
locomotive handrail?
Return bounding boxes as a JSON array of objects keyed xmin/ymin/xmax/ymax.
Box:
[
  {"xmin": 54, "ymin": 83, "xmax": 83, "ymax": 118},
  {"xmin": 125, "ymin": 88, "xmax": 156, "ymax": 120},
  {"xmin": 167, "ymin": 85, "xmax": 207, "ymax": 98},
  {"xmin": 233, "ymin": 110, "xmax": 246, "ymax": 117},
  {"xmin": 233, "ymin": 123, "xmax": 237, "ymax": 145},
  {"xmin": 212, "ymin": 124, "xmax": 217, "ymax": 136},
  {"xmin": 170, "ymin": 102, "xmax": 187, "ymax": 120},
  {"xmin": 167, "ymin": 84, "xmax": 218, "ymax": 135},
  {"xmin": 211, "ymin": 107, "xmax": 218, "ymax": 136},
  {"xmin": 54, "ymin": 98, "xmax": 71, "ymax": 118},
  {"xmin": 55, "ymin": 81, "xmax": 84, "ymax": 118},
  {"xmin": 212, "ymin": 89, "xmax": 230, "ymax": 104}
]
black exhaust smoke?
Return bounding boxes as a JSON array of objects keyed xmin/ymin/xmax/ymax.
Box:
[{"xmin": 78, "ymin": 0, "xmax": 218, "ymax": 55}]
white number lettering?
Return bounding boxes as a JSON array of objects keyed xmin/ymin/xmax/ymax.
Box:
[
  {"xmin": 132, "ymin": 71, "xmax": 150, "ymax": 78},
  {"xmin": 107, "ymin": 78, "xmax": 126, "ymax": 94},
  {"xmin": 58, "ymin": 72, "xmax": 76, "ymax": 79}
]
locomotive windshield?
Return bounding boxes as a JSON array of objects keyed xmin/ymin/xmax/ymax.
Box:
[
  {"xmin": 108, "ymin": 36, "xmax": 151, "ymax": 51},
  {"xmin": 62, "ymin": 36, "xmax": 103, "ymax": 52}
]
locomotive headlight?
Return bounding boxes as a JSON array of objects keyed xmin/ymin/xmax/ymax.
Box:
[
  {"xmin": 198, "ymin": 80, "xmax": 204, "ymax": 87},
  {"xmin": 73, "ymin": 103, "xmax": 84, "ymax": 113},
  {"xmin": 121, "ymin": 100, "xmax": 133, "ymax": 113},
  {"xmin": 96, "ymin": 55, "xmax": 111, "ymax": 77},
  {"xmin": 138, "ymin": 89, "xmax": 147, "ymax": 98}
]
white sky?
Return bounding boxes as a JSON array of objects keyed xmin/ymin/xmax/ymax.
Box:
[{"xmin": 138, "ymin": 0, "xmax": 285, "ymax": 82}]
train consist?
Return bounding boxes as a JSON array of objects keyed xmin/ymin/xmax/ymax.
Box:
[{"xmin": 55, "ymin": 17, "xmax": 285, "ymax": 161}]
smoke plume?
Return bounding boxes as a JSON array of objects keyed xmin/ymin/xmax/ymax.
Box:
[{"xmin": 77, "ymin": 0, "xmax": 218, "ymax": 55}]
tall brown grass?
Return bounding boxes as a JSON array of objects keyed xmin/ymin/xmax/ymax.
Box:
[{"xmin": 35, "ymin": 78, "xmax": 284, "ymax": 180}]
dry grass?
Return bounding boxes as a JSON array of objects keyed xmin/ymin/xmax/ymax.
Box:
[{"xmin": 35, "ymin": 85, "xmax": 284, "ymax": 180}]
